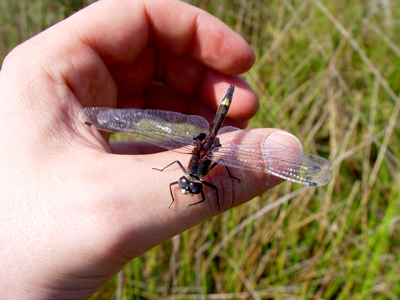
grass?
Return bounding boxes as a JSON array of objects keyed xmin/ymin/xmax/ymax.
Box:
[{"xmin": 1, "ymin": 0, "xmax": 400, "ymax": 299}]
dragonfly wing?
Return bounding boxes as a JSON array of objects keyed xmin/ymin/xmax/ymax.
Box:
[
  {"xmin": 79, "ymin": 107, "xmax": 121, "ymax": 132},
  {"xmin": 211, "ymin": 129, "xmax": 332, "ymax": 186},
  {"xmin": 79, "ymin": 108, "xmax": 210, "ymax": 153},
  {"xmin": 218, "ymin": 125, "xmax": 241, "ymax": 134}
]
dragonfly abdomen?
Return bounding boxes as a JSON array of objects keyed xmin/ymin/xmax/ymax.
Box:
[{"xmin": 209, "ymin": 85, "xmax": 234, "ymax": 135}]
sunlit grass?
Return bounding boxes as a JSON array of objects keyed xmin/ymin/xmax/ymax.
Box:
[{"xmin": 2, "ymin": 0, "xmax": 399, "ymax": 299}]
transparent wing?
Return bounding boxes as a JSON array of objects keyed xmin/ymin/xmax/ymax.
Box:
[
  {"xmin": 78, "ymin": 108, "xmax": 332, "ymax": 186},
  {"xmin": 212, "ymin": 129, "xmax": 332, "ymax": 186},
  {"xmin": 78, "ymin": 107, "xmax": 210, "ymax": 153}
]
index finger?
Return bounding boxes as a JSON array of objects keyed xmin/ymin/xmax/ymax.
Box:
[{"xmin": 57, "ymin": 0, "xmax": 255, "ymax": 74}]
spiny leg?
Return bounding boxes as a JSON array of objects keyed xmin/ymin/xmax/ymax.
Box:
[
  {"xmin": 202, "ymin": 180, "xmax": 220, "ymax": 210},
  {"xmin": 209, "ymin": 159, "xmax": 241, "ymax": 183},
  {"xmin": 152, "ymin": 160, "xmax": 188, "ymax": 175},
  {"xmin": 183, "ymin": 191, "xmax": 206, "ymax": 213},
  {"xmin": 153, "ymin": 161, "xmax": 188, "ymax": 209},
  {"xmin": 168, "ymin": 181, "xmax": 179, "ymax": 208}
]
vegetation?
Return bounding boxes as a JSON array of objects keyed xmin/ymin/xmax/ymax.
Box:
[{"xmin": 1, "ymin": 0, "xmax": 399, "ymax": 299}]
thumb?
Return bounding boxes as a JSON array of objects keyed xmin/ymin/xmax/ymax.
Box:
[{"xmin": 84, "ymin": 128, "xmax": 305, "ymax": 258}]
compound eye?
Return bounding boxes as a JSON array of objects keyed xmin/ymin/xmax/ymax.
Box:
[
  {"xmin": 178, "ymin": 177, "xmax": 190, "ymax": 189},
  {"xmin": 189, "ymin": 182, "xmax": 203, "ymax": 194}
]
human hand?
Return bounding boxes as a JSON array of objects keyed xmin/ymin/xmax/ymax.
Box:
[{"xmin": 0, "ymin": 0, "xmax": 301, "ymax": 299}]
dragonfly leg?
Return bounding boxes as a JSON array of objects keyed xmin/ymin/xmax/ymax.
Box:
[
  {"xmin": 183, "ymin": 191, "xmax": 206, "ymax": 213},
  {"xmin": 152, "ymin": 160, "xmax": 189, "ymax": 176},
  {"xmin": 201, "ymin": 180, "xmax": 220, "ymax": 210},
  {"xmin": 168, "ymin": 181, "xmax": 179, "ymax": 208},
  {"xmin": 209, "ymin": 159, "xmax": 241, "ymax": 183},
  {"xmin": 153, "ymin": 161, "xmax": 190, "ymax": 209}
]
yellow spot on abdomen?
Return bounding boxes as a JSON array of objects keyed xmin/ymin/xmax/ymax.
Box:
[{"xmin": 221, "ymin": 97, "xmax": 230, "ymax": 106}]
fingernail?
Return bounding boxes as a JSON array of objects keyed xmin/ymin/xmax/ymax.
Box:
[
  {"xmin": 262, "ymin": 131, "xmax": 304, "ymax": 185},
  {"xmin": 267, "ymin": 131, "xmax": 303, "ymax": 151}
]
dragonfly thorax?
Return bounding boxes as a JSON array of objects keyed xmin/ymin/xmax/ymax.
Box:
[
  {"xmin": 178, "ymin": 176, "xmax": 203, "ymax": 196},
  {"xmin": 193, "ymin": 133, "xmax": 206, "ymax": 143}
]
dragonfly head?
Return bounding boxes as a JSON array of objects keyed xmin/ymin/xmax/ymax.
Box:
[{"xmin": 178, "ymin": 176, "xmax": 203, "ymax": 195}]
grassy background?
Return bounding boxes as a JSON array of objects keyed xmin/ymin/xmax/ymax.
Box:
[{"xmin": 1, "ymin": 0, "xmax": 400, "ymax": 299}]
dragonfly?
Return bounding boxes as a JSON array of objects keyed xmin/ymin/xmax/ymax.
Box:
[{"xmin": 78, "ymin": 85, "xmax": 332, "ymax": 211}]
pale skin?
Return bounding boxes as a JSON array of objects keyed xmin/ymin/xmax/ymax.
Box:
[{"xmin": 0, "ymin": 0, "xmax": 302, "ymax": 299}]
